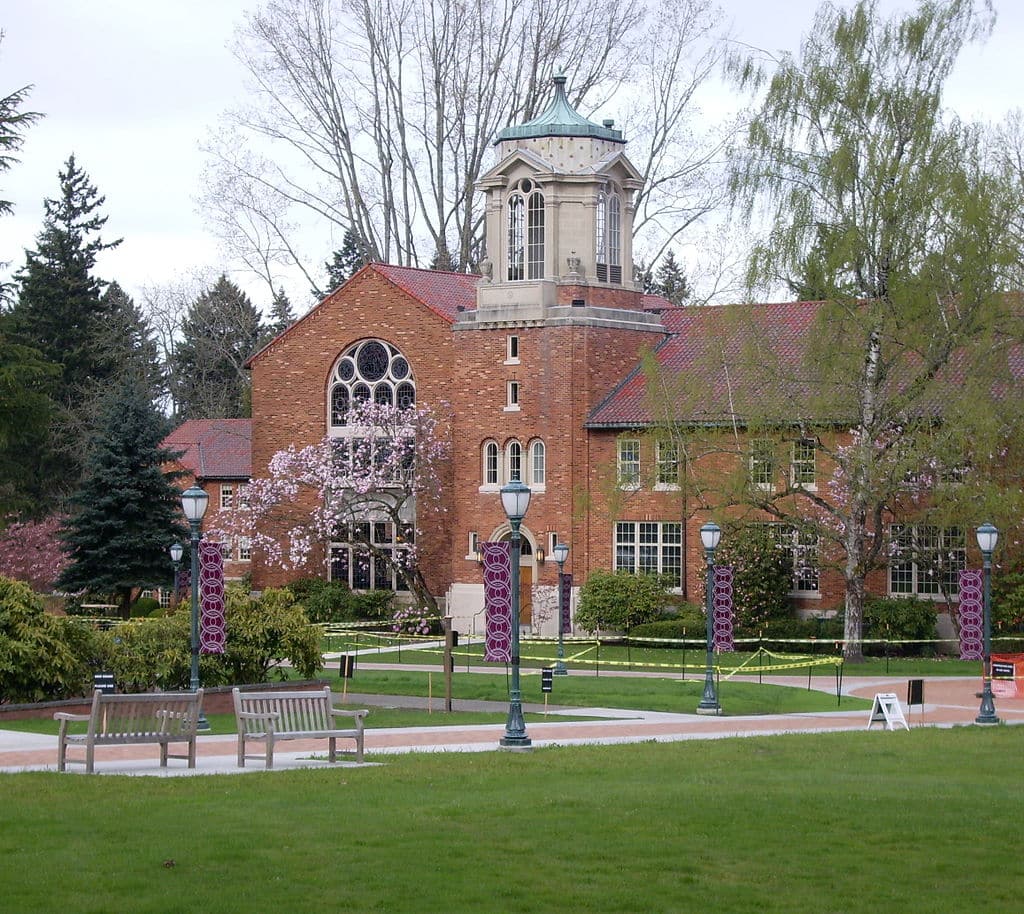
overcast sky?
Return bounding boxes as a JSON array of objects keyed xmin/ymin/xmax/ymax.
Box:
[{"xmin": 1, "ymin": 0, "xmax": 1020, "ymax": 312}]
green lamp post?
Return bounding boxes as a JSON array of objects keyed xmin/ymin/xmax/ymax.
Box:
[
  {"xmin": 975, "ymin": 522, "xmax": 1000, "ymax": 726},
  {"xmin": 552, "ymin": 542, "xmax": 569, "ymax": 675},
  {"xmin": 696, "ymin": 521, "xmax": 722, "ymax": 715},
  {"xmin": 180, "ymin": 486, "xmax": 210, "ymax": 732},
  {"xmin": 499, "ymin": 479, "xmax": 532, "ymax": 749}
]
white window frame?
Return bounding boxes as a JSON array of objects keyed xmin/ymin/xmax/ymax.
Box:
[
  {"xmin": 613, "ymin": 521, "xmax": 683, "ymax": 588},
  {"xmin": 238, "ymin": 537, "xmax": 252, "ymax": 562},
  {"xmin": 482, "ymin": 440, "xmax": 500, "ymax": 489},
  {"xmin": 507, "ymin": 440, "xmax": 523, "ymax": 482},
  {"xmin": 750, "ymin": 439, "xmax": 775, "ymax": 490},
  {"xmin": 791, "ymin": 438, "xmax": 816, "ymax": 490},
  {"xmin": 220, "ymin": 484, "xmax": 234, "ymax": 509},
  {"xmin": 617, "ymin": 438, "xmax": 641, "ymax": 489},
  {"xmin": 889, "ymin": 525, "xmax": 965, "ymax": 599},
  {"xmin": 530, "ymin": 439, "xmax": 546, "ymax": 488},
  {"xmin": 330, "ymin": 521, "xmax": 412, "ymax": 593},
  {"xmin": 655, "ymin": 439, "xmax": 680, "ymax": 489},
  {"xmin": 505, "ymin": 334, "xmax": 520, "ymax": 364},
  {"xmin": 505, "ymin": 380, "xmax": 521, "ymax": 412},
  {"xmin": 762, "ymin": 523, "xmax": 820, "ymax": 595}
]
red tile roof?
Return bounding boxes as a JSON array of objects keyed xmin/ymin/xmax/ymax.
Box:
[
  {"xmin": 163, "ymin": 419, "xmax": 252, "ymax": 479},
  {"xmin": 373, "ymin": 264, "xmax": 479, "ymax": 322}
]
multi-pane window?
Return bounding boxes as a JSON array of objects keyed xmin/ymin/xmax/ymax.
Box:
[
  {"xmin": 483, "ymin": 441, "xmax": 499, "ymax": 486},
  {"xmin": 329, "ymin": 339, "xmax": 414, "ymax": 428},
  {"xmin": 750, "ymin": 439, "xmax": 775, "ymax": 488},
  {"xmin": 330, "ymin": 522, "xmax": 412, "ymax": 592},
  {"xmin": 220, "ymin": 484, "xmax": 234, "ymax": 509},
  {"xmin": 791, "ymin": 438, "xmax": 816, "ymax": 488},
  {"xmin": 763, "ymin": 524, "xmax": 820, "ymax": 593},
  {"xmin": 890, "ymin": 525, "xmax": 965, "ymax": 596},
  {"xmin": 595, "ymin": 187, "xmax": 622, "ymax": 284},
  {"xmin": 508, "ymin": 179, "xmax": 544, "ymax": 281},
  {"xmin": 614, "ymin": 522, "xmax": 683, "ymax": 585},
  {"xmin": 617, "ymin": 438, "xmax": 641, "ymax": 487},
  {"xmin": 508, "ymin": 440, "xmax": 523, "ymax": 482},
  {"xmin": 530, "ymin": 440, "xmax": 546, "ymax": 486},
  {"xmin": 238, "ymin": 537, "xmax": 252, "ymax": 562},
  {"xmin": 656, "ymin": 440, "xmax": 680, "ymax": 487}
]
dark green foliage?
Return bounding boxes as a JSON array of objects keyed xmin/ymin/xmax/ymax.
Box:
[
  {"xmin": 630, "ymin": 607, "xmax": 705, "ymax": 641},
  {"xmin": 172, "ymin": 275, "xmax": 263, "ymax": 420},
  {"xmin": 863, "ymin": 597, "xmax": 938, "ymax": 655},
  {"xmin": 263, "ymin": 286, "xmax": 295, "ymax": 341},
  {"xmin": 575, "ymin": 570, "xmax": 672, "ymax": 633},
  {"xmin": 321, "ymin": 228, "xmax": 370, "ymax": 294},
  {"xmin": 288, "ymin": 576, "xmax": 394, "ymax": 623},
  {"xmin": 992, "ymin": 564, "xmax": 1024, "ymax": 631},
  {"xmin": 56, "ymin": 376, "xmax": 186, "ymax": 616},
  {"xmin": 97, "ymin": 282, "xmax": 166, "ymax": 403},
  {"xmin": 97, "ymin": 584, "xmax": 323, "ymax": 690},
  {"xmin": 651, "ymin": 249, "xmax": 691, "ymax": 305},
  {"xmin": 716, "ymin": 525, "xmax": 794, "ymax": 633},
  {"xmin": 131, "ymin": 596, "xmax": 161, "ymax": 618},
  {"xmin": 0, "ymin": 576, "xmax": 93, "ymax": 702}
]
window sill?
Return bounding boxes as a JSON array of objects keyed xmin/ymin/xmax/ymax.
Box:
[
  {"xmin": 654, "ymin": 483, "xmax": 681, "ymax": 492},
  {"xmin": 479, "ymin": 484, "xmax": 500, "ymax": 493},
  {"xmin": 503, "ymin": 405, "xmax": 521, "ymax": 413},
  {"xmin": 793, "ymin": 482, "xmax": 818, "ymax": 492},
  {"xmin": 504, "ymin": 358, "xmax": 521, "ymax": 366},
  {"xmin": 789, "ymin": 590, "xmax": 821, "ymax": 600},
  {"xmin": 617, "ymin": 483, "xmax": 641, "ymax": 491}
]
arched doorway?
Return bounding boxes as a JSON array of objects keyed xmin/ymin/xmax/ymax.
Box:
[{"xmin": 491, "ymin": 526, "xmax": 537, "ymax": 632}]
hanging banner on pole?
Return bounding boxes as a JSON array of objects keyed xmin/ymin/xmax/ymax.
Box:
[
  {"xmin": 560, "ymin": 572, "xmax": 573, "ymax": 634},
  {"xmin": 958, "ymin": 569, "xmax": 983, "ymax": 661},
  {"xmin": 712, "ymin": 565, "xmax": 735, "ymax": 652},
  {"xmin": 482, "ymin": 541, "xmax": 512, "ymax": 663},
  {"xmin": 198, "ymin": 541, "xmax": 226, "ymax": 654}
]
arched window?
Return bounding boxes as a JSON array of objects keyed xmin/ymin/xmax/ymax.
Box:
[
  {"xmin": 595, "ymin": 185, "xmax": 622, "ymax": 284},
  {"xmin": 507, "ymin": 440, "xmax": 523, "ymax": 482},
  {"xmin": 530, "ymin": 440, "xmax": 546, "ymax": 486},
  {"xmin": 329, "ymin": 339, "xmax": 414, "ymax": 429},
  {"xmin": 483, "ymin": 441, "xmax": 500, "ymax": 486},
  {"xmin": 507, "ymin": 178, "xmax": 544, "ymax": 281}
]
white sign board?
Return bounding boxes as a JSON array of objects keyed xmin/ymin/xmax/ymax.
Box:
[{"xmin": 866, "ymin": 693, "xmax": 909, "ymax": 731}]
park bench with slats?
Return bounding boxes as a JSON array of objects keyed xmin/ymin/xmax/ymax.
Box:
[
  {"xmin": 55, "ymin": 689, "xmax": 204, "ymax": 774},
  {"xmin": 232, "ymin": 686, "xmax": 368, "ymax": 769}
]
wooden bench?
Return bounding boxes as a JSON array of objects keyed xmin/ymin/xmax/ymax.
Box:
[
  {"xmin": 55, "ymin": 689, "xmax": 204, "ymax": 774},
  {"xmin": 232, "ymin": 686, "xmax": 368, "ymax": 769}
]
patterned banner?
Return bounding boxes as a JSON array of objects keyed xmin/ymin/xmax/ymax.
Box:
[
  {"xmin": 199, "ymin": 541, "xmax": 226, "ymax": 654},
  {"xmin": 560, "ymin": 572, "xmax": 573, "ymax": 634},
  {"xmin": 482, "ymin": 541, "xmax": 513, "ymax": 663},
  {"xmin": 712, "ymin": 565, "xmax": 735, "ymax": 652},
  {"xmin": 958, "ymin": 568, "xmax": 983, "ymax": 661}
]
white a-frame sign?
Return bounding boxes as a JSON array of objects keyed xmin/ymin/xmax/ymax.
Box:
[{"xmin": 866, "ymin": 693, "xmax": 909, "ymax": 731}]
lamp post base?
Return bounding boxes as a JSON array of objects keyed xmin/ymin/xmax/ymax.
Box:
[
  {"xmin": 976, "ymin": 685, "xmax": 1000, "ymax": 726},
  {"xmin": 695, "ymin": 705, "xmax": 722, "ymax": 716},
  {"xmin": 499, "ymin": 735, "xmax": 534, "ymax": 749},
  {"xmin": 553, "ymin": 661, "xmax": 568, "ymax": 676}
]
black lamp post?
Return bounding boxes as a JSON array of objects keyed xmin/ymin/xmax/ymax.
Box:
[
  {"xmin": 180, "ymin": 486, "xmax": 210, "ymax": 731},
  {"xmin": 975, "ymin": 522, "xmax": 1000, "ymax": 726},
  {"xmin": 552, "ymin": 542, "xmax": 569, "ymax": 675},
  {"xmin": 696, "ymin": 521, "xmax": 722, "ymax": 715},
  {"xmin": 500, "ymin": 479, "xmax": 532, "ymax": 749},
  {"xmin": 169, "ymin": 542, "xmax": 183, "ymax": 609}
]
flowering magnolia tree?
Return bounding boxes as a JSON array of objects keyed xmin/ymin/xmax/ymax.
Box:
[
  {"xmin": 0, "ymin": 515, "xmax": 69, "ymax": 593},
  {"xmin": 211, "ymin": 400, "xmax": 451, "ymax": 615}
]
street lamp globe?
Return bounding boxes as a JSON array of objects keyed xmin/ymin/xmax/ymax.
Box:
[
  {"xmin": 500, "ymin": 479, "xmax": 531, "ymax": 525},
  {"xmin": 552, "ymin": 542, "xmax": 569, "ymax": 566},
  {"xmin": 976, "ymin": 522, "xmax": 998, "ymax": 556},
  {"xmin": 180, "ymin": 486, "xmax": 209, "ymax": 524},
  {"xmin": 169, "ymin": 542, "xmax": 184, "ymax": 564}
]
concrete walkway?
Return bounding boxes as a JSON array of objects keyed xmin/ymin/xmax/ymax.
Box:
[{"xmin": 1, "ymin": 674, "xmax": 1020, "ymax": 776}]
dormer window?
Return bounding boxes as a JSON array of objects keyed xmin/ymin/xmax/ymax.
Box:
[
  {"xmin": 508, "ymin": 179, "xmax": 545, "ymax": 281},
  {"xmin": 595, "ymin": 186, "xmax": 622, "ymax": 284}
]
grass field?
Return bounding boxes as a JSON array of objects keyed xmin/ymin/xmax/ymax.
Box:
[{"xmin": 2, "ymin": 727, "xmax": 1020, "ymax": 913}]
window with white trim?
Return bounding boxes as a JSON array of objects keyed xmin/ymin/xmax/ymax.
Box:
[
  {"xmin": 890, "ymin": 525, "xmax": 965, "ymax": 597},
  {"xmin": 792, "ymin": 438, "xmax": 816, "ymax": 488},
  {"xmin": 506, "ymin": 335, "xmax": 520, "ymax": 363},
  {"xmin": 750, "ymin": 439, "xmax": 774, "ymax": 489},
  {"xmin": 220, "ymin": 484, "xmax": 234, "ymax": 509},
  {"xmin": 508, "ymin": 179, "xmax": 544, "ymax": 281},
  {"xmin": 507, "ymin": 440, "xmax": 523, "ymax": 482},
  {"xmin": 595, "ymin": 186, "xmax": 623, "ymax": 284},
  {"xmin": 656, "ymin": 440, "xmax": 679, "ymax": 487},
  {"xmin": 330, "ymin": 522, "xmax": 412, "ymax": 592},
  {"xmin": 617, "ymin": 438, "xmax": 641, "ymax": 487},
  {"xmin": 763, "ymin": 523, "xmax": 820, "ymax": 593},
  {"xmin": 614, "ymin": 521, "xmax": 682, "ymax": 585},
  {"xmin": 530, "ymin": 440, "xmax": 546, "ymax": 486},
  {"xmin": 506, "ymin": 380, "xmax": 520, "ymax": 410},
  {"xmin": 483, "ymin": 441, "xmax": 499, "ymax": 486},
  {"xmin": 238, "ymin": 537, "xmax": 252, "ymax": 562}
]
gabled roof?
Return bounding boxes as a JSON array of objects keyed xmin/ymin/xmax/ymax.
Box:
[
  {"xmin": 163, "ymin": 419, "xmax": 252, "ymax": 480},
  {"xmin": 587, "ymin": 302, "xmax": 823, "ymax": 428},
  {"xmin": 373, "ymin": 264, "xmax": 479, "ymax": 322}
]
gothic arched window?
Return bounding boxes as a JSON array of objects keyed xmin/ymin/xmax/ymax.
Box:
[
  {"xmin": 595, "ymin": 185, "xmax": 622, "ymax": 284},
  {"xmin": 329, "ymin": 339, "xmax": 414, "ymax": 428}
]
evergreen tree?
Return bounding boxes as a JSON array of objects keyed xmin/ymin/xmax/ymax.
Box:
[
  {"xmin": 173, "ymin": 275, "xmax": 263, "ymax": 420},
  {"xmin": 321, "ymin": 228, "xmax": 369, "ymax": 295},
  {"xmin": 652, "ymin": 250, "xmax": 691, "ymax": 306},
  {"xmin": 10, "ymin": 155, "xmax": 121, "ymax": 403},
  {"xmin": 98, "ymin": 281, "xmax": 166, "ymax": 405},
  {"xmin": 264, "ymin": 286, "xmax": 295, "ymax": 341},
  {"xmin": 56, "ymin": 376, "xmax": 186, "ymax": 617}
]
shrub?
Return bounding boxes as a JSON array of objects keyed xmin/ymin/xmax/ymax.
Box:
[
  {"xmin": 716, "ymin": 525, "xmax": 794, "ymax": 633},
  {"xmin": 288, "ymin": 577, "xmax": 394, "ymax": 623},
  {"xmin": 993, "ymin": 566, "xmax": 1024, "ymax": 631},
  {"xmin": 0, "ymin": 576, "xmax": 94, "ymax": 702},
  {"xmin": 131, "ymin": 597, "xmax": 161, "ymax": 618},
  {"xmin": 863, "ymin": 597, "xmax": 938, "ymax": 656},
  {"xmin": 575, "ymin": 571, "xmax": 672, "ymax": 634}
]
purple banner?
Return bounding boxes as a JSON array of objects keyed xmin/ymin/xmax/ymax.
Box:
[
  {"xmin": 482, "ymin": 541, "xmax": 513, "ymax": 663},
  {"xmin": 199, "ymin": 541, "xmax": 226, "ymax": 654},
  {"xmin": 560, "ymin": 572, "xmax": 572, "ymax": 633},
  {"xmin": 712, "ymin": 565, "xmax": 735, "ymax": 652},
  {"xmin": 958, "ymin": 568, "xmax": 983, "ymax": 661}
]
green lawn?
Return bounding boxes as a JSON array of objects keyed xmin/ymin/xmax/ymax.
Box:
[{"xmin": 2, "ymin": 728, "xmax": 1020, "ymax": 913}]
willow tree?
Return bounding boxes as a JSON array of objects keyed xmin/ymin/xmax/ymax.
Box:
[{"xmin": 724, "ymin": 0, "xmax": 1021, "ymax": 660}]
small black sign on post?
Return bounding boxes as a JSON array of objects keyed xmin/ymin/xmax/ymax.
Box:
[
  {"xmin": 340, "ymin": 655, "xmax": 356, "ymax": 679},
  {"xmin": 907, "ymin": 678, "xmax": 924, "ymax": 724},
  {"xmin": 541, "ymin": 668, "xmax": 554, "ymax": 694},
  {"xmin": 93, "ymin": 672, "xmax": 115, "ymax": 695}
]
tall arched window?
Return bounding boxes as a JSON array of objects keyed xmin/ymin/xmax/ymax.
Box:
[
  {"xmin": 508, "ymin": 178, "xmax": 544, "ymax": 281},
  {"xmin": 530, "ymin": 440, "xmax": 546, "ymax": 486},
  {"xmin": 483, "ymin": 441, "xmax": 500, "ymax": 486},
  {"xmin": 329, "ymin": 339, "xmax": 415, "ymax": 429},
  {"xmin": 507, "ymin": 440, "xmax": 523, "ymax": 482},
  {"xmin": 595, "ymin": 185, "xmax": 622, "ymax": 284}
]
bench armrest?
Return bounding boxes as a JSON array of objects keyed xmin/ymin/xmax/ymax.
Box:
[
  {"xmin": 54, "ymin": 712, "xmax": 91, "ymax": 722},
  {"xmin": 329, "ymin": 708, "xmax": 369, "ymax": 724}
]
